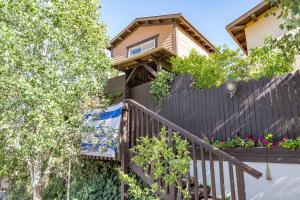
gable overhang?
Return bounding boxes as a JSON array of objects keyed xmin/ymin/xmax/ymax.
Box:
[
  {"xmin": 109, "ymin": 13, "xmax": 216, "ymax": 53},
  {"xmin": 226, "ymin": 2, "xmax": 271, "ymax": 54}
]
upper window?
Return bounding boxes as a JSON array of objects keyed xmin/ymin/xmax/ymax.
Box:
[{"xmin": 128, "ymin": 39, "xmax": 156, "ymax": 57}]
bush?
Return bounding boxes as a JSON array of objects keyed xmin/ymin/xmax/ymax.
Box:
[
  {"xmin": 171, "ymin": 44, "xmax": 295, "ymax": 89},
  {"xmin": 150, "ymin": 70, "xmax": 174, "ymax": 104},
  {"xmin": 7, "ymin": 160, "xmax": 120, "ymax": 200}
]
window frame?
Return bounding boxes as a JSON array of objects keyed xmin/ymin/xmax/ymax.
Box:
[{"xmin": 127, "ymin": 35, "xmax": 158, "ymax": 57}]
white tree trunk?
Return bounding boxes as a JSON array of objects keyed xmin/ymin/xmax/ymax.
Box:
[
  {"xmin": 29, "ymin": 160, "xmax": 43, "ymax": 200},
  {"xmin": 66, "ymin": 159, "xmax": 71, "ymax": 200}
]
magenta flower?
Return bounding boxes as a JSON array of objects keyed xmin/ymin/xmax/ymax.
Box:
[{"xmin": 262, "ymin": 139, "xmax": 270, "ymax": 146}]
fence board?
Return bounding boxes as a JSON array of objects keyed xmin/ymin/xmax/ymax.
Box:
[{"xmin": 125, "ymin": 71, "xmax": 300, "ymax": 140}]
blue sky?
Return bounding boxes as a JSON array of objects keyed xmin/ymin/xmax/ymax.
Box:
[{"xmin": 100, "ymin": 0, "xmax": 262, "ymax": 50}]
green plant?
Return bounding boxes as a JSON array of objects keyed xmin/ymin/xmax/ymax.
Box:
[
  {"xmin": 248, "ymin": 37, "xmax": 295, "ymax": 79},
  {"xmin": 0, "ymin": 0, "xmax": 110, "ymax": 199},
  {"xmin": 171, "ymin": 44, "xmax": 294, "ymax": 90},
  {"xmin": 130, "ymin": 127, "xmax": 191, "ymax": 198},
  {"xmin": 225, "ymin": 136, "xmax": 245, "ymax": 148},
  {"xmin": 280, "ymin": 137, "xmax": 300, "ymax": 150},
  {"xmin": 118, "ymin": 170, "xmax": 159, "ymax": 200},
  {"xmin": 7, "ymin": 160, "xmax": 121, "ymax": 200},
  {"xmin": 266, "ymin": 0, "xmax": 300, "ymax": 57},
  {"xmin": 244, "ymin": 139, "xmax": 256, "ymax": 148},
  {"xmin": 150, "ymin": 70, "xmax": 174, "ymax": 103}
]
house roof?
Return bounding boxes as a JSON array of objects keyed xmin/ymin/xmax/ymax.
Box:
[
  {"xmin": 109, "ymin": 13, "xmax": 216, "ymax": 53},
  {"xmin": 226, "ymin": 2, "xmax": 271, "ymax": 54}
]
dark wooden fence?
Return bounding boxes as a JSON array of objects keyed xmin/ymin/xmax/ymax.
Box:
[{"xmin": 108, "ymin": 71, "xmax": 300, "ymax": 140}]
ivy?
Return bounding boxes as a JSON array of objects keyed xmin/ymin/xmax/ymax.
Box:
[{"xmin": 150, "ymin": 70, "xmax": 174, "ymax": 104}]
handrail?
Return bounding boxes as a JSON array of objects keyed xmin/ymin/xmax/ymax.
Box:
[{"xmin": 124, "ymin": 99, "xmax": 262, "ymax": 179}]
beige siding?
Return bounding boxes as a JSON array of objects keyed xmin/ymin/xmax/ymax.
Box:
[
  {"xmin": 175, "ymin": 26, "xmax": 210, "ymax": 57},
  {"xmin": 112, "ymin": 24, "xmax": 173, "ymax": 62},
  {"xmin": 245, "ymin": 8, "xmax": 286, "ymax": 51},
  {"xmin": 245, "ymin": 7, "xmax": 300, "ymax": 69}
]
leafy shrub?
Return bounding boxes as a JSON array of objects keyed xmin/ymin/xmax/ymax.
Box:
[
  {"xmin": 171, "ymin": 47, "xmax": 248, "ymax": 89},
  {"xmin": 150, "ymin": 70, "xmax": 174, "ymax": 104},
  {"xmin": 119, "ymin": 170, "xmax": 159, "ymax": 200},
  {"xmin": 130, "ymin": 127, "xmax": 191, "ymax": 198},
  {"xmin": 7, "ymin": 160, "xmax": 121, "ymax": 200},
  {"xmin": 44, "ymin": 159, "xmax": 120, "ymax": 200},
  {"xmin": 171, "ymin": 44, "xmax": 295, "ymax": 89},
  {"xmin": 249, "ymin": 37, "xmax": 295, "ymax": 79}
]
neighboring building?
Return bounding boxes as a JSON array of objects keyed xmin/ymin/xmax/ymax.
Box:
[
  {"xmin": 109, "ymin": 13, "xmax": 215, "ymax": 88},
  {"xmin": 226, "ymin": 1, "xmax": 300, "ymax": 68}
]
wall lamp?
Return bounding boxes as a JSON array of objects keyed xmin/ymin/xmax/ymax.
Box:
[{"xmin": 226, "ymin": 79, "xmax": 237, "ymax": 98}]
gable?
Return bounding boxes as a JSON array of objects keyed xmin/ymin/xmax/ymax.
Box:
[{"xmin": 111, "ymin": 24, "xmax": 174, "ymax": 62}]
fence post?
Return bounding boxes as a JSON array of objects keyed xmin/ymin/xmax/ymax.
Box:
[{"xmin": 121, "ymin": 102, "xmax": 129, "ymax": 200}]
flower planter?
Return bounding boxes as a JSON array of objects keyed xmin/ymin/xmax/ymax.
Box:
[{"xmin": 221, "ymin": 147, "xmax": 300, "ymax": 164}]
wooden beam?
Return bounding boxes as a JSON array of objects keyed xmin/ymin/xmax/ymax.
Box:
[
  {"xmin": 118, "ymin": 37, "xmax": 123, "ymax": 41},
  {"xmin": 230, "ymin": 25, "xmax": 246, "ymax": 32},
  {"xmin": 235, "ymin": 31, "xmax": 245, "ymax": 40},
  {"xmin": 125, "ymin": 66, "xmax": 138, "ymax": 84},
  {"xmin": 251, "ymin": 14, "xmax": 257, "ymax": 22},
  {"xmin": 126, "ymin": 29, "xmax": 132, "ymax": 33},
  {"xmin": 142, "ymin": 64, "xmax": 157, "ymax": 76},
  {"xmin": 156, "ymin": 61, "xmax": 162, "ymax": 72}
]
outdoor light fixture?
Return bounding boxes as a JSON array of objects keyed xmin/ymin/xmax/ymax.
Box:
[{"xmin": 226, "ymin": 79, "xmax": 237, "ymax": 98}]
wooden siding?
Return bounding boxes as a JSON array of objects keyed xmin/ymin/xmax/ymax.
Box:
[
  {"xmin": 129, "ymin": 71, "xmax": 300, "ymax": 140},
  {"xmin": 111, "ymin": 24, "xmax": 174, "ymax": 63}
]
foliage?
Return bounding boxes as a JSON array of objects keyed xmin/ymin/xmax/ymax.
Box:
[
  {"xmin": 130, "ymin": 127, "xmax": 191, "ymax": 198},
  {"xmin": 118, "ymin": 170, "xmax": 159, "ymax": 200},
  {"xmin": 150, "ymin": 70, "xmax": 174, "ymax": 103},
  {"xmin": 265, "ymin": 0, "xmax": 300, "ymax": 57},
  {"xmin": 7, "ymin": 160, "xmax": 121, "ymax": 200},
  {"xmin": 171, "ymin": 45, "xmax": 294, "ymax": 89},
  {"xmin": 0, "ymin": 0, "xmax": 110, "ymax": 199},
  {"xmin": 171, "ymin": 48, "xmax": 232, "ymax": 89},
  {"xmin": 249, "ymin": 37, "xmax": 295, "ymax": 79},
  {"xmin": 280, "ymin": 137, "xmax": 300, "ymax": 150}
]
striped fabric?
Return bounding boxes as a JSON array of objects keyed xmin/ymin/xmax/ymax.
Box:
[{"xmin": 81, "ymin": 103, "xmax": 123, "ymax": 158}]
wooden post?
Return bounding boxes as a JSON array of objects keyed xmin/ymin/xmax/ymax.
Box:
[
  {"xmin": 124, "ymin": 71, "xmax": 130, "ymax": 99},
  {"xmin": 236, "ymin": 167, "xmax": 246, "ymax": 200},
  {"xmin": 121, "ymin": 103, "xmax": 129, "ymax": 200}
]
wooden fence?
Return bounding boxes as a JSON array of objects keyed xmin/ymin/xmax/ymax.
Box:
[{"xmin": 107, "ymin": 71, "xmax": 300, "ymax": 140}]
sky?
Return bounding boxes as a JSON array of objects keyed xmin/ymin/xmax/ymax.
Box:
[{"xmin": 100, "ymin": 0, "xmax": 262, "ymax": 50}]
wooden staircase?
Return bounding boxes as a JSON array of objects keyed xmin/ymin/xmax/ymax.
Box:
[{"xmin": 120, "ymin": 99, "xmax": 262, "ymax": 200}]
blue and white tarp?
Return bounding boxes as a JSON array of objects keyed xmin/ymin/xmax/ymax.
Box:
[{"xmin": 81, "ymin": 103, "xmax": 123, "ymax": 158}]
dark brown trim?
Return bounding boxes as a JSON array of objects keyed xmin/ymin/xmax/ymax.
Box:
[
  {"xmin": 218, "ymin": 148, "xmax": 300, "ymax": 164},
  {"xmin": 172, "ymin": 22, "xmax": 177, "ymax": 54},
  {"xmin": 139, "ymin": 22, "xmax": 173, "ymax": 27},
  {"xmin": 126, "ymin": 34, "xmax": 159, "ymax": 57}
]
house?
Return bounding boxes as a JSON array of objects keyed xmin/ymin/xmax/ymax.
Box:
[
  {"xmin": 107, "ymin": 11, "xmax": 300, "ymax": 200},
  {"xmin": 226, "ymin": 1, "xmax": 300, "ymax": 68},
  {"xmin": 109, "ymin": 13, "xmax": 216, "ymax": 89}
]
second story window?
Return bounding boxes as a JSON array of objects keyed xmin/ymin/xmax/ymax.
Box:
[{"xmin": 128, "ymin": 38, "xmax": 156, "ymax": 57}]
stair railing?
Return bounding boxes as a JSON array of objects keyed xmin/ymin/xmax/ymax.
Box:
[{"xmin": 120, "ymin": 99, "xmax": 262, "ymax": 200}]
